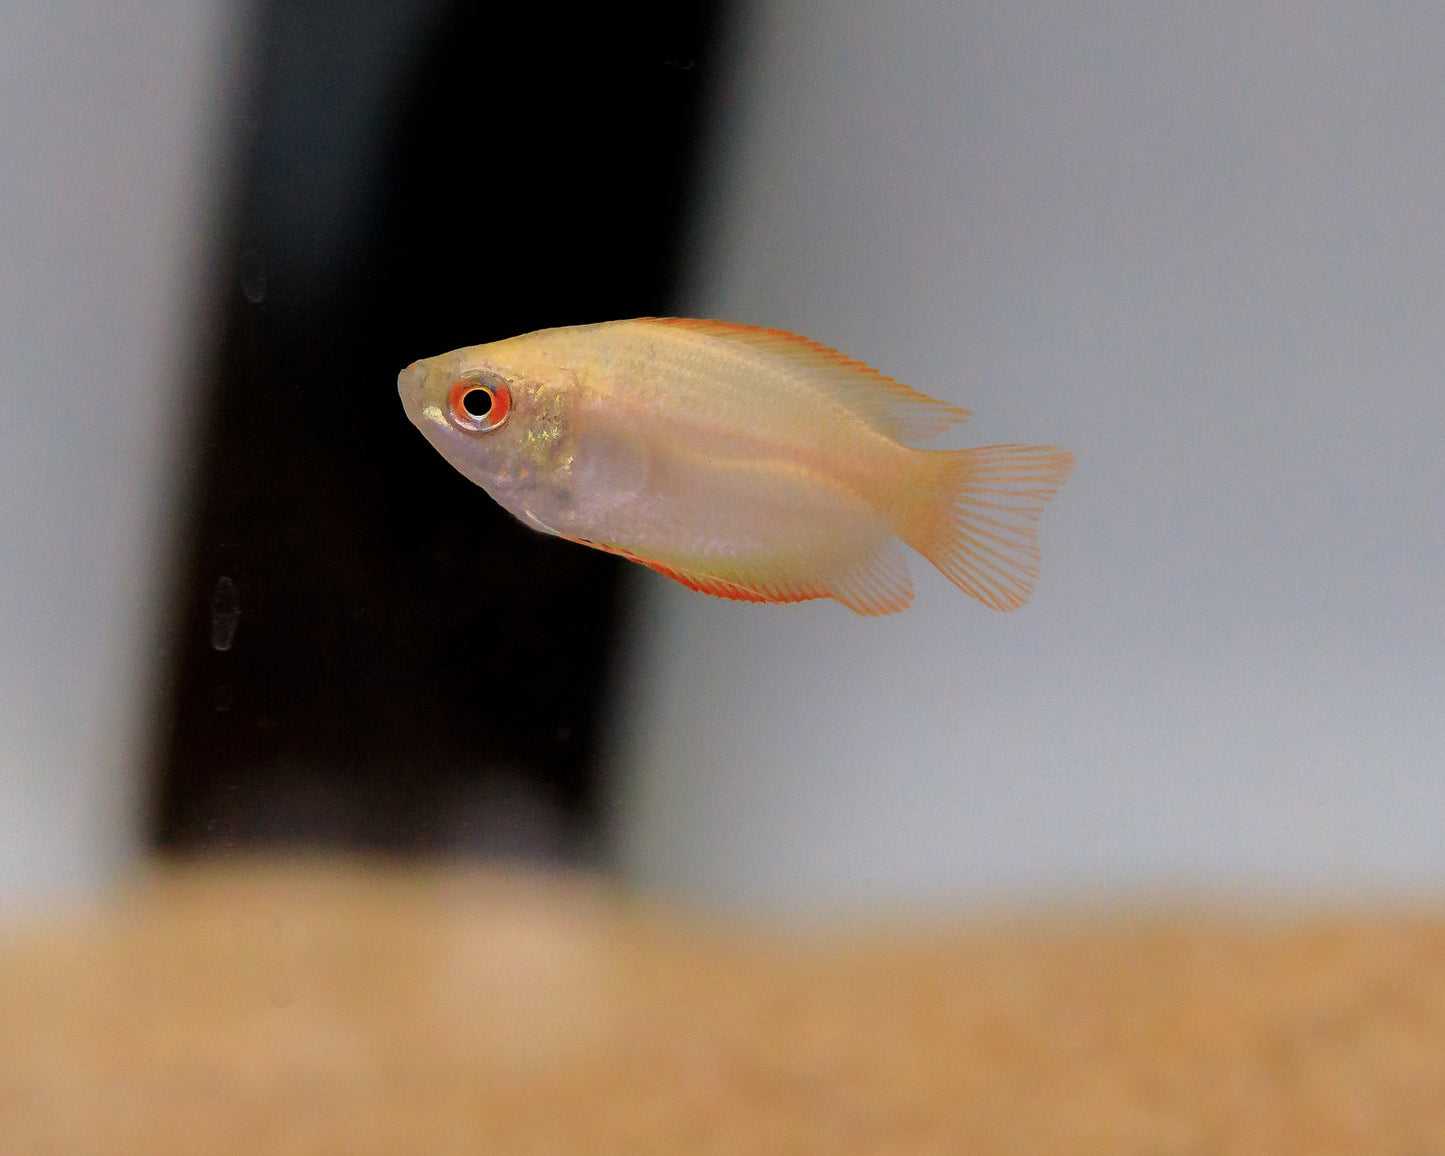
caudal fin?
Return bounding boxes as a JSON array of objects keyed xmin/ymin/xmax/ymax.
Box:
[{"xmin": 908, "ymin": 445, "xmax": 1074, "ymax": 611}]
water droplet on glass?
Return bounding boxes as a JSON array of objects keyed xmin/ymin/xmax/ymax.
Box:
[
  {"xmin": 211, "ymin": 575, "xmax": 240, "ymax": 651},
  {"xmin": 238, "ymin": 250, "xmax": 266, "ymax": 303}
]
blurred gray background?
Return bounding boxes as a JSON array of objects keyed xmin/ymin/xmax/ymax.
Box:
[
  {"xmin": 611, "ymin": 1, "xmax": 1445, "ymax": 911},
  {"xmin": 3, "ymin": 1, "xmax": 1442, "ymax": 914},
  {"xmin": 0, "ymin": 0, "xmax": 245, "ymax": 905}
]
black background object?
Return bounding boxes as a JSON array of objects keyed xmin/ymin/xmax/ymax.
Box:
[{"xmin": 149, "ymin": 0, "xmax": 721, "ymax": 861}]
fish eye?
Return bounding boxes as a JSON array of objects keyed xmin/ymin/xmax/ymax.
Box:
[{"xmin": 447, "ymin": 377, "xmax": 511, "ymax": 433}]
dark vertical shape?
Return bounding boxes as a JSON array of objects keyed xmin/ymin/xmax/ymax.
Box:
[{"xmin": 150, "ymin": 0, "xmax": 721, "ymax": 860}]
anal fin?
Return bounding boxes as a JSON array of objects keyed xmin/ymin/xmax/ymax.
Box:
[
  {"xmin": 822, "ymin": 537, "xmax": 914, "ymax": 615},
  {"xmin": 639, "ymin": 560, "xmax": 812, "ymax": 605},
  {"xmin": 642, "ymin": 538, "xmax": 914, "ymax": 616},
  {"xmin": 555, "ymin": 525, "xmax": 915, "ymax": 617}
]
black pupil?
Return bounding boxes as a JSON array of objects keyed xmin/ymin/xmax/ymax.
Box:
[{"xmin": 461, "ymin": 388, "xmax": 493, "ymax": 418}]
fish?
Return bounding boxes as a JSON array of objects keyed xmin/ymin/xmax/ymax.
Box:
[{"xmin": 398, "ymin": 318, "xmax": 1073, "ymax": 615}]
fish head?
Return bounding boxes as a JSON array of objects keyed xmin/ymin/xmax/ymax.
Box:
[{"xmin": 397, "ymin": 339, "xmax": 580, "ymax": 511}]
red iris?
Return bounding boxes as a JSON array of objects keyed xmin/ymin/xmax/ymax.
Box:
[{"xmin": 447, "ymin": 378, "xmax": 511, "ymax": 433}]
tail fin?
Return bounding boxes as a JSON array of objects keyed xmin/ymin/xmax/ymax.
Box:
[{"xmin": 907, "ymin": 445, "xmax": 1074, "ymax": 611}]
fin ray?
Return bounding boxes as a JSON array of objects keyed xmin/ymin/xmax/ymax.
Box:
[
  {"xmin": 907, "ymin": 444, "xmax": 1074, "ymax": 611},
  {"xmin": 825, "ymin": 537, "xmax": 914, "ymax": 615}
]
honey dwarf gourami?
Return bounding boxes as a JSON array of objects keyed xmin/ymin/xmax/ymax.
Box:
[{"xmin": 398, "ymin": 318, "xmax": 1073, "ymax": 615}]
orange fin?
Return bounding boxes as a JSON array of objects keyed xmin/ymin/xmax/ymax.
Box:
[
  {"xmin": 908, "ymin": 445, "xmax": 1074, "ymax": 611},
  {"xmin": 563, "ymin": 532, "xmax": 915, "ymax": 616},
  {"xmin": 640, "ymin": 559, "xmax": 813, "ymax": 605},
  {"xmin": 644, "ymin": 317, "xmax": 970, "ymax": 446},
  {"xmin": 821, "ymin": 537, "xmax": 914, "ymax": 615}
]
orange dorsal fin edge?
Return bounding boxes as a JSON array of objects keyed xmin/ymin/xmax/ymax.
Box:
[{"xmin": 641, "ymin": 317, "xmax": 971, "ymax": 446}]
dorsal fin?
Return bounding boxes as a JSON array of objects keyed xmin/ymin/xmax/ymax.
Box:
[{"xmin": 642, "ymin": 317, "xmax": 971, "ymax": 446}]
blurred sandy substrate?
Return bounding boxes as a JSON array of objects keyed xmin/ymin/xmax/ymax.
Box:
[{"xmin": 2, "ymin": 858, "xmax": 1443, "ymax": 1153}]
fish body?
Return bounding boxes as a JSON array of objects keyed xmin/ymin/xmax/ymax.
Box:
[{"xmin": 398, "ymin": 318, "xmax": 1072, "ymax": 615}]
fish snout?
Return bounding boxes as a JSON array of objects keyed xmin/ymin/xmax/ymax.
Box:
[{"xmin": 397, "ymin": 362, "xmax": 426, "ymax": 407}]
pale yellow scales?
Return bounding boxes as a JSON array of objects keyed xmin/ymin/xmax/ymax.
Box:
[{"xmin": 398, "ymin": 318, "xmax": 1073, "ymax": 615}]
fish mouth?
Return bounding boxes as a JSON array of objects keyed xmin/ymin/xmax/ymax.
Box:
[
  {"xmin": 397, "ymin": 362, "xmax": 432, "ymax": 427},
  {"xmin": 397, "ymin": 361, "xmax": 425, "ymax": 403}
]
